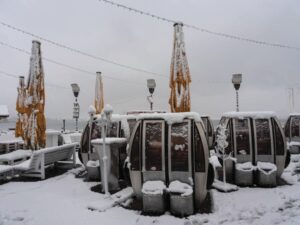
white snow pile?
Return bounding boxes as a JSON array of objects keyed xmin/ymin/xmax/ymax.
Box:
[
  {"xmin": 0, "ymin": 105, "xmax": 9, "ymax": 117},
  {"xmin": 91, "ymin": 137, "xmax": 127, "ymax": 145},
  {"xmin": 212, "ymin": 180, "xmax": 238, "ymax": 192},
  {"xmin": 257, "ymin": 162, "xmax": 277, "ymax": 175},
  {"xmin": 142, "ymin": 180, "xmax": 166, "ymax": 195},
  {"xmin": 167, "ymin": 180, "xmax": 193, "ymax": 197},
  {"xmin": 209, "ymin": 155, "xmax": 222, "ymax": 168},
  {"xmin": 222, "ymin": 111, "xmax": 276, "ymax": 119},
  {"xmin": 236, "ymin": 162, "xmax": 256, "ymax": 171},
  {"xmin": 288, "ymin": 141, "xmax": 300, "ymax": 147},
  {"xmin": 86, "ymin": 160, "xmax": 99, "ymax": 168},
  {"xmin": 0, "ymin": 150, "xmax": 32, "ymax": 162}
]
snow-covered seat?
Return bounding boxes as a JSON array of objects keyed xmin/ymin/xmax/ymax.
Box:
[
  {"xmin": 235, "ymin": 162, "xmax": 255, "ymax": 186},
  {"xmin": 141, "ymin": 180, "xmax": 166, "ymax": 214},
  {"xmin": 288, "ymin": 141, "xmax": 300, "ymax": 154},
  {"xmin": 256, "ymin": 162, "xmax": 277, "ymax": 187},
  {"xmin": 13, "ymin": 143, "xmax": 77, "ymax": 180},
  {"xmin": 0, "ymin": 150, "xmax": 32, "ymax": 165},
  {"xmin": 0, "ymin": 165, "xmax": 13, "ymax": 180},
  {"xmin": 168, "ymin": 180, "xmax": 194, "ymax": 216}
]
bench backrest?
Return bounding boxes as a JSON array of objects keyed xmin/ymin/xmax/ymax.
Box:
[{"xmin": 29, "ymin": 143, "xmax": 77, "ymax": 169}]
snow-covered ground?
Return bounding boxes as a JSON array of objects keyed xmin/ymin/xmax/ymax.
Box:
[{"xmin": 0, "ymin": 167, "xmax": 300, "ymax": 225}]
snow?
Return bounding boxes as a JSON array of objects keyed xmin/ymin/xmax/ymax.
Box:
[
  {"xmin": 212, "ymin": 180, "xmax": 238, "ymax": 192},
  {"xmin": 88, "ymin": 105, "xmax": 96, "ymax": 115},
  {"xmin": 289, "ymin": 113, "xmax": 300, "ymax": 116},
  {"xmin": 257, "ymin": 162, "xmax": 277, "ymax": 175},
  {"xmin": 0, "ymin": 150, "xmax": 32, "ymax": 162},
  {"xmin": 136, "ymin": 112, "xmax": 202, "ymax": 125},
  {"xmin": 0, "ymin": 105, "xmax": 9, "ymax": 117},
  {"xmin": 91, "ymin": 138, "xmax": 127, "ymax": 145},
  {"xmin": 236, "ymin": 162, "xmax": 256, "ymax": 171},
  {"xmin": 209, "ymin": 155, "xmax": 222, "ymax": 168},
  {"xmin": 222, "ymin": 111, "xmax": 276, "ymax": 119},
  {"xmin": 142, "ymin": 180, "xmax": 166, "ymax": 195},
  {"xmin": 168, "ymin": 180, "xmax": 193, "ymax": 197},
  {"xmin": 86, "ymin": 160, "xmax": 99, "ymax": 167},
  {"xmin": 288, "ymin": 141, "xmax": 300, "ymax": 146},
  {"xmin": 0, "ymin": 164, "xmax": 12, "ymax": 173},
  {"xmin": 45, "ymin": 129, "xmax": 61, "ymax": 135}
]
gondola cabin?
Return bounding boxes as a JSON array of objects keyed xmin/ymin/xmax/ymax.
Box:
[
  {"xmin": 127, "ymin": 112, "xmax": 210, "ymax": 216},
  {"xmin": 284, "ymin": 113, "xmax": 300, "ymax": 154},
  {"xmin": 79, "ymin": 114, "xmax": 136, "ymax": 166},
  {"xmin": 217, "ymin": 111, "xmax": 288, "ymax": 187},
  {"xmin": 201, "ymin": 115, "xmax": 215, "ymax": 149}
]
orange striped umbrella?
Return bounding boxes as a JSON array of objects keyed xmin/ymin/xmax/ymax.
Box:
[{"xmin": 94, "ymin": 71, "xmax": 104, "ymax": 114}]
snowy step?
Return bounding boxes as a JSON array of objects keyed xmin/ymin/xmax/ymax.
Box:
[
  {"xmin": 87, "ymin": 187, "xmax": 134, "ymax": 212},
  {"xmin": 212, "ymin": 180, "xmax": 238, "ymax": 192}
]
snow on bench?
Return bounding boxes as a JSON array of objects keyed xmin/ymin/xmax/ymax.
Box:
[
  {"xmin": 257, "ymin": 162, "xmax": 277, "ymax": 175},
  {"xmin": 0, "ymin": 165, "xmax": 13, "ymax": 179},
  {"xmin": 142, "ymin": 180, "xmax": 166, "ymax": 195},
  {"xmin": 167, "ymin": 180, "xmax": 193, "ymax": 197},
  {"xmin": 0, "ymin": 150, "xmax": 32, "ymax": 165},
  {"xmin": 13, "ymin": 143, "xmax": 77, "ymax": 179}
]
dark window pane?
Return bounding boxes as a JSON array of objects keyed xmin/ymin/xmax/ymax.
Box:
[
  {"xmin": 291, "ymin": 117, "xmax": 300, "ymax": 137},
  {"xmin": 207, "ymin": 120, "xmax": 213, "ymax": 136},
  {"xmin": 128, "ymin": 119, "xmax": 137, "ymax": 135},
  {"xmin": 131, "ymin": 124, "xmax": 141, "ymax": 171},
  {"xmin": 273, "ymin": 119, "xmax": 284, "ymax": 155},
  {"xmin": 235, "ymin": 119, "xmax": 250, "ymax": 155},
  {"xmin": 145, "ymin": 122, "xmax": 163, "ymax": 171},
  {"xmin": 171, "ymin": 122, "xmax": 189, "ymax": 171},
  {"xmin": 225, "ymin": 120, "xmax": 233, "ymax": 155},
  {"xmin": 284, "ymin": 118, "xmax": 291, "ymax": 138},
  {"xmin": 107, "ymin": 122, "xmax": 118, "ymax": 137},
  {"xmin": 256, "ymin": 119, "xmax": 271, "ymax": 155},
  {"xmin": 194, "ymin": 123, "xmax": 205, "ymax": 172}
]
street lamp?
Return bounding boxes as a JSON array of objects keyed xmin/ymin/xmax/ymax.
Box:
[
  {"xmin": 96, "ymin": 104, "xmax": 113, "ymax": 196},
  {"xmin": 232, "ymin": 74, "xmax": 242, "ymax": 112},
  {"xmin": 71, "ymin": 83, "xmax": 80, "ymax": 131},
  {"xmin": 147, "ymin": 79, "xmax": 156, "ymax": 111}
]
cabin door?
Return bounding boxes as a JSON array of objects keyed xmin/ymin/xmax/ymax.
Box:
[
  {"xmin": 142, "ymin": 120, "xmax": 165, "ymax": 182},
  {"xmin": 168, "ymin": 120, "xmax": 192, "ymax": 184},
  {"xmin": 254, "ymin": 119, "xmax": 274, "ymax": 164},
  {"xmin": 233, "ymin": 118, "xmax": 252, "ymax": 163}
]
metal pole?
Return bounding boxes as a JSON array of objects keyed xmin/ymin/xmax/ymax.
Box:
[
  {"xmin": 236, "ymin": 90, "xmax": 239, "ymax": 112},
  {"xmin": 102, "ymin": 123, "xmax": 109, "ymax": 196},
  {"xmin": 150, "ymin": 94, "xmax": 153, "ymax": 111}
]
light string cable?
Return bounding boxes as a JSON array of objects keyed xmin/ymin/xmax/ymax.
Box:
[{"xmin": 98, "ymin": 0, "xmax": 300, "ymax": 51}]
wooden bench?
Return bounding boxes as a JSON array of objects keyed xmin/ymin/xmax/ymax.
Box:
[{"xmin": 14, "ymin": 143, "xmax": 77, "ymax": 179}]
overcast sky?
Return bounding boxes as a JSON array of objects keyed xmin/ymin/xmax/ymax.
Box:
[{"xmin": 0, "ymin": 0, "xmax": 299, "ymax": 120}]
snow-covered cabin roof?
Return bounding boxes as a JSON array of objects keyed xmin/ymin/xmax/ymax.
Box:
[
  {"xmin": 94, "ymin": 114, "xmax": 137, "ymax": 122},
  {"xmin": 222, "ymin": 111, "xmax": 276, "ymax": 119},
  {"xmin": 126, "ymin": 110, "xmax": 166, "ymax": 115},
  {"xmin": 0, "ymin": 105, "xmax": 9, "ymax": 118},
  {"xmin": 288, "ymin": 113, "xmax": 300, "ymax": 117},
  {"xmin": 136, "ymin": 112, "xmax": 202, "ymax": 125}
]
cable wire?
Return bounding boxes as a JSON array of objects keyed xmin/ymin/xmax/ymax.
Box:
[
  {"xmin": 98, "ymin": 0, "xmax": 300, "ymax": 51},
  {"xmin": 0, "ymin": 40, "xmax": 144, "ymax": 85},
  {"xmin": 0, "ymin": 20, "xmax": 167, "ymax": 77}
]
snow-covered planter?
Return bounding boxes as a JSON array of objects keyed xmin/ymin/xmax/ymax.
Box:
[
  {"xmin": 288, "ymin": 141, "xmax": 300, "ymax": 154},
  {"xmin": 86, "ymin": 160, "xmax": 100, "ymax": 180},
  {"xmin": 235, "ymin": 162, "xmax": 255, "ymax": 186},
  {"xmin": 256, "ymin": 162, "xmax": 277, "ymax": 187},
  {"xmin": 142, "ymin": 181, "xmax": 166, "ymax": 214},
  {"xmin": 168, "ymin": 180, "xmax": 194, "ymax": 216}
]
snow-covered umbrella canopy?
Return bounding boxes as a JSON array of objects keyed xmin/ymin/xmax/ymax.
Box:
[
  {"xmin": 169, "ymin": 22, "xmax": 191, "ymax": 112},
  {"xmin": 24, "ymin": 40, "xmax": 46, "ymax": 150},
  {"xmin": 15, "ymin": 76, "xmax": 27, "ymax": 138},
  {"xmin": 94, "ymin": 71, "xmax": 104, "ymax": 114}
]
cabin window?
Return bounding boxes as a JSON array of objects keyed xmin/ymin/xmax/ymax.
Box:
[
  {"xmin": 291, "ymin": 117, "xmax": 300, "ymax": 137},
  {"xmin": 107, "ymin": 122, "xmax": 118, "ymax": 137},
  {"xmin": 273, "ymin": 119, "xmax": 284, "ymax": 155},
  {"xmin": 194, "ymin": 123, "xmax": 205, "ymax": 172},
  {"xmin": 145, "ymin": 122, "xmax": 163, "ymax": 171},
  {"xmin": 170, "ymin": 122, "xmax": 189, "ymax": 171},
  {"xmin": 131, "ymin": 124, "xmax": 141, "ymax": 171},
  {"xmin": 235, "ymin": 119, "xmax": 250, "ymax": 155},
  {"xmin": 256, "ymin": 119, "xmax": 272, "ymax": 155},
  {"xmin": 284, "ymin": 117, "xmax": 291, "ymax": 138},
  {"xmin": 127, "ymin": 119, "xmax": 137, "ymax": 135},
  {"xmin": 225, "ymin": 119, "xmax": 233, "ymax": 155}
]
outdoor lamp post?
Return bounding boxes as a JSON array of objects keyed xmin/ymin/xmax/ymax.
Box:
[
  {"xmin": 71, "ymin": 83, "xmax": 80, "ymax": 131},
  {"xmin": 96, "ymin": 104, "xmax": 113, "ymax": 196},
  {"xmin": 147, "ymin": 79, "xmax": 156, "ymax": 111},
  {"xmin": 232, "ymin": 74, "xmax": 242, "ymax": 112}
]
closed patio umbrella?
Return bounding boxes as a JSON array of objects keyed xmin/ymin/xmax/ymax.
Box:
[
  {"xmin": 169, "ymin": 22, "xmax": 191, "ymax": 112},
  {"xmin": 24, "ymin": 40, "xmax": 46, "ymax": 150},
  {"xmin": 15, "ymin": 76, "xmax": 27, "ymax": 138},
  {"xmin": 94, "ymin": 71, "xmax": 104, "ymax": 114}
]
